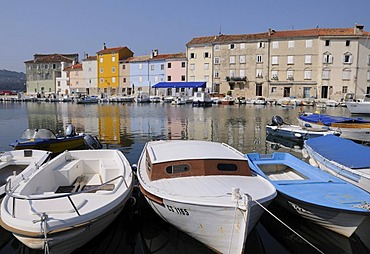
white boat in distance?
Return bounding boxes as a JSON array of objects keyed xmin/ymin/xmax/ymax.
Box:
[
  {"xmin": 136, "ymin": 140, "xmax": 276, "ymax": 254},
  {"xmin": 0, "ymin": 150, "xmax": 51, "ymax": 196},
  {"xmin": 346, "ymin": 94, "xmax": 370, "ymax": 114},
  {"xmin": 0, "ymin": 149, "xmax": 134, "ymax": 254}
]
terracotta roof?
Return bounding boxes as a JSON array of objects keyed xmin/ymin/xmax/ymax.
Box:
[
  {"xmin": 83, "ymin": 55, "xmax": 97, "ymax": 61},
  {"xmin": 64, "ymin": 63, "xmax": 82, "ymax": 71},
  {"xmin": 187, "ymin": 27, "xmax": 370, "ymax": 46},
  {"xmin": 96, "ymin": 46, "xmax": 132, "ymax": 54},
  {"xmin": 126, "ymin": 55, "xmax": 151, "ymax": 62},
  {"xmin": 24, "ymin": 53, "xmax": 77, "ymax": 63}
]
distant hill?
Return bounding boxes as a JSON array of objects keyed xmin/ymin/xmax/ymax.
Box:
[{"xmin": 0, "ymin": 69, "xmax": 26, "ymax": 91}]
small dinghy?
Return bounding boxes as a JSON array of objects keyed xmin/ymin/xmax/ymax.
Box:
[{"xmin": 0, "ymin": 149, "xmax": 134, "ymax": 254}]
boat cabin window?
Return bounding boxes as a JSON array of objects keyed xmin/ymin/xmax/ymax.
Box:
[
  {"xmin": 166, "ymin": 164, "xmax": 190, "ymax": 174},
  {"xmin": 217, "ymin": 163, "xmax": 238, "ymax": 172},
  {"xmin": 146, "ymin": 158, "xmax": 152, "ymax": 172}
]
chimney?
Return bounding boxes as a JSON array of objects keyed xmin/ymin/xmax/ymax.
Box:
[
  {"xmin": 103, "ymin": 43, "xmax": 107, "ymax": 50},
  {"xmin": 153, "ymin": 49, "xmax": 158, "ymax": 57},
  {"xmin": 354, "ymin": 24, "xmax": 364, "ymax": 35}
]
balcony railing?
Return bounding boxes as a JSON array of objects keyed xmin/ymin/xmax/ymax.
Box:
[{"xmin": 226, "ymin": 76, "xmax": 247, "ymax": 82}]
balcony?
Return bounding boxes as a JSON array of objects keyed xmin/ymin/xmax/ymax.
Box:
[{"xmin": 226, "ymin": 76, "xmax": 247, "ymax": 82}]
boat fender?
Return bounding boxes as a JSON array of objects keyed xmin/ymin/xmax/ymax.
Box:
[
  {"xmin": 301, "ymin": 148, "xmax": 309, "ymax": 158},
  {"xmin": 309, "ymin": 158, "xmax": 318, "ymax": 167},
  {"xmin": 84, "ymin": 135, "xmax": 103, "ymax": 150},
  {"xmin": 0, "ymin": 154, "xmax": 13, "ymax": 162},
  {"xmin": 271, "ymin": 116, "xmax": 284, "ymax": 126},
  {"xmin": 131, "ymin": 164, "xmax": 138, "ymax": 172},
  {"xmin": 127, "ymin": 196, "xmax": 137, "ymax": 207}
]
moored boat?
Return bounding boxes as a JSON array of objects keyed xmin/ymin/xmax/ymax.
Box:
[
  {"xmin": 346, "ymin": 94, "xmax": 370, "ymax": 114},
  {"xmin": 136, "ymin": 140, "xmax": 276, "ymax": 253},
  {"xmin": 76, "ymin": 96, "xmax": 99, "ymax": 104},
  {"xmin": 0, "ymin": 150, "xmax": 51, "ymax": 196},
  {"xmin": 10, "ymin": 125, "xmax": 102, "ymax": 153},
  {"xmin": 246, "ymin": 152, "xmax": 370, "ymax": 237},
  {"xmin": 303, "ymin": 134, "xmax": 370, "ymax": 193},
  {"xmin": 0, "ymin": 149, "xmax": 134, "ymax": 254},
  {"xmin": 192, "ymin": 91, "xmax": 213, "ymax": 107},
  {"xmin": 297, "ymin": 112, "xmax": 370, "ymax": 142}
]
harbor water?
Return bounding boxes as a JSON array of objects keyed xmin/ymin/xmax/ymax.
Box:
[{"xmin": 0, "ymin": 101, "xmax": 369, "ymax": 254}]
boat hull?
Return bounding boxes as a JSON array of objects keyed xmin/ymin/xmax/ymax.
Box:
[
  {"xmin": 142, "ymin": 192, "xmax": 270, "ymax": 254},
  {"xmin": 346, "ymin": 101, "xmax": 370, "ymax": 114},
  {"xmin": 266, "ymin": 124, "xmax": 334, "ymax": 141}
]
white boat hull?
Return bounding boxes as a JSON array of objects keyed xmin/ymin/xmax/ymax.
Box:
[{"xmin": 346, "ymin": 101, "xmax": 370, "ymax": 114}]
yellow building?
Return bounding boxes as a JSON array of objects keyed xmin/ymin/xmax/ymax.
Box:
[{"xmin": 97, "ymin": 44, "xmax": 133, "ymax": 96}]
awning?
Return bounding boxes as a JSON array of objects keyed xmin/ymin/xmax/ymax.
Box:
[{"xmin": 152, "ymin": 82, "xmax": 206, "ymax": 89}]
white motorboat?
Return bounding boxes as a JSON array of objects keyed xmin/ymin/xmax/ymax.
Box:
[
  {"xmin": 136, "ymin": 92, "xmax": 150, "ymax": 103},
  {"xmin": 346, "ymin": 94, "xmax": 370, "ymax": 114},
  {"xmin": 303, "ymin": 135, "xmax": 370, "ymax": 193},
  {"xmin": 0, "ymin": 150, "xmax": 51, "ymax": 196},
  {"xmin": 192, "ymin": 91, "xmax": 213, "ymax": 107},
  {"xmin": 136, "ymin": 140, "xmax": 276, "ymax": 253},
  {"xmin": 0, "ymin": 149, "xmax": 134, "ymax": 254}
]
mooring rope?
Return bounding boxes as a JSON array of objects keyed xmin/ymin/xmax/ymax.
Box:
[
  {"xmin": 227, "ymin": 189, "xmax": 241, "ymax": 254},
  {"xmin": 253, "ymin": 199, "xmax": 324, "ymax": 254},
  {"xmin": 33, "ymin": 212, "xmax": 50, "ymax": 254}
]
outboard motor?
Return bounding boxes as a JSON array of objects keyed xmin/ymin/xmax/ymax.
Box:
[
  {"xmin": 271, "ymin": 116, "xmax": 284, "ymax": 126},
  {"xmin": 84, "ymin": 135, "xmax": 103, "ymax": 149},
  {"xmin": 65, "ymin": 124, "xmax": 76, "ymax": 137}
]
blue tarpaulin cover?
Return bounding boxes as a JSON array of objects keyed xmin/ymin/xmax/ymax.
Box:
[
  {"xmin": 305, "ymin": 135, "xmax": 370, "ymax": 169},
  {"xmin": 299, "ymin": 113, "xmax": 370, "ymax": 126},
  {"xmin": 152, "ymin": 82, "xmax": 206, "ymax": 89}
]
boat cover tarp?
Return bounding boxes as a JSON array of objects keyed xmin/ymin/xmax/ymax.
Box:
[
  {"xmin": 305, "ymin": 135, "xmax": 370, "ymax": 169},
  {"xmin": 299, "ymin": 113, "xmax": 370, "ymax": 126},
  {"xmin": 152, "ymin": 82, "xmax": 206, "ymax": 89}
]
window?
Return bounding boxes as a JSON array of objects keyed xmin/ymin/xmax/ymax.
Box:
[
  {"xmin": 367, "ymin": 70, "xmax": 370, "ymax": 80},
  {"xmin": 154, "ymin": 76, "xmax": 158, "ymax": 82},
  {"xmin": 112, "ymin": 77, "xmax": 116, "ymax": 83},
  {"xmin": 271, "ymin": 70, "xmax": 278, "ymax": 80},
  {"xmin": 343, "ymin": 53, "xmax": 352, "ymax": 64},
  {"xmin": 138, "ymin": 76, "xmax": 143, "ymax": 82},
  {"xmin": 112, "ymin": 56, "xmax": 116, "ymax": 62},
  {"xmin": 204, "ymin": 63, "xmax": 209, "ymax": 70},
  {"xmin": 166, "ymin": 164, "xmax": 190, "ymax": 174},
  {"xmin": 189, "ymin": 76, "xmax": 195, "ymax": 81},
  {"xmin": 167, "ymin": 76, "xmax": 172, "ymax": 81},
  {"xmin": 229, "ymin": 44, "xmax": 235, "ymax": 49},
  {"xmin": 271, "ymin": 87, "xmax": 277, "ymax": 93},
  {"xmin": 181, "ymin": 62, "xmax": 186, "ymax": 68},
  {"xmin": 272, "ymin": 41, "xmax": 279, "ymax": 49},
  {"xmin": 139, "ymin": 63, "xmax": 143, "ymax": 70},
  {"xmin": 288, "ymin": 40, "xmax": 295, "ymax": 48},
  {"xmin": 214, "ymin": 57, "xmax": 220, "ymax": 64},
  {"xmin": 100, "ymin": 78, "xmax": 104, "ymax": 83},
  {"xmin": 256, "ymin": 69, "xmax": 263, "ymax": 78},
  {"xmin": 287, "ymin": 69, "xmax": 294, "ymax": 80},
  {"xmin": 217, "ymin": 163, "xmax": 238, "ymax": 172},
  {"xmin": 240, "ymin": 69, "xmax": 245, "ymax": 77},
  {"xmin": 271, "ymin": 56, "xmax": 279, "ymax": 65},
  {"xmin": 168, "ymin": 63, "xmax": 172, "ymax": 68},
  {"xmin": 256, "ymin": 55, "xmax": 262, "ymax": 63},
  {"xmin": 287, "ymin": 55, "xmax": 294, "ymax": 64},
  {"xmin": 306, "ymin": 40, "xmax": 313, "ymax": 48},
  {"xmin": 346, "ymin": 40, "xmax": 350, "ymax": 46},
  {"xmin": 214, "ymin": 45, "xmax": 220, "ymax": 51},
  {"xmin": 257, "ymin": 42, "xmax": 264, "ymax": 48},
  {"xmin": 229, "ymin": 69, "xmax": 235, "ymax": 77},
  {"xmin": 214, "ymin": 70, "xmax": 220, "ymax": 78},
  {"xmin": 342, "ymin": 86, "xmax": 348, "ymax": 93},
  {"xmin": 304, "ymin": 69, "xmax": 312, "ymax": 80},
  {"xmin": 305, "ymin": 55, "xmax": 312, "ymax": 64},
  {"xmin": 190, "ymin": 53, "xmax": 196, "ymax": 59},
  {"xmin": 112, "ymin": 67, "xmax": 116, "ymax": 73},
  {"xmin": 239, "ymin": 55, "xmax": 246, "ymax": 64},
  {"xmin": 161, "ymin": 64, "xmax": 164, "ymax": 70},
  {"xmin": 100, "ymin": 57, "xmax": 103, "ymax": 63},
  {"xmin": 240, "ymin": 43, "xmax": 245, "ymax": 49},
  {"xmin": 181, "ymin": 75, "xmax": 185, "ymax": 81},
  {"xmin": 100, "ymin": 68, "xmax": 104, "ymax": 73},
  {"xmin": 149, "ymin": 65, "xmax": 154, "ymax": 71},
  {"xmin": 122, "ymin": 65, "xmax": 126, "ymax": 69},
  {"xmin": 323, "ymin": 53, "xmax": 333, "ymax": 64},
  {"xmin": 368, "ymin": 55, "xmax": 370, "ymax": 65},
  {"xmin": 204, "ymin": 52, "xmax": 210, "ymax": 58},
  {"xmin": 325, "ymin": 40, "xmax": 330, "ymax": 46},
  {"xmin": 123, "ymin": 78, "xmax": 126, "ymax": 83},
  {"xmin": 342, "ymin": 69, "xmax": 351, "ymax": 80},
  {"xmin": 190, "ymin": 64, "xmax": 195, "ymax": 70},
  {"xmin": 204, "ymin": 75, "xmax": 209, "ymax": 82},
  {"xmin": 322, "ymin": 69, "xmax": 331, "ymax": 79},
  {"xmin": 229, "ymin": 56, "xmax": 236, "ymax": 64}
]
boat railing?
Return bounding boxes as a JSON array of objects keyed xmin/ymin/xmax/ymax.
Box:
[{"xmin": 5, "ymin": 175, "xmax": 124, "ymax": 218}]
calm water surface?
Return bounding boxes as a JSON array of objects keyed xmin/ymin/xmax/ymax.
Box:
[{"xmin": 0, "ymin": 101, "xmax": 369, "ymax": 254}]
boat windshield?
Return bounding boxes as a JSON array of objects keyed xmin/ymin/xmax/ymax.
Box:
[
  {"xmin": 21, "ymin": 129, "xmax": 57, "ymax": 139},
  {"xmin": 20, "ymin": 129, "xmax": 36, "ymax": 139}
]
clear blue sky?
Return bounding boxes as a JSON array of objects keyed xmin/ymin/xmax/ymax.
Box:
[{"xmin": 1, "ymin": 0, "xmax": 369, "ymax": 72}]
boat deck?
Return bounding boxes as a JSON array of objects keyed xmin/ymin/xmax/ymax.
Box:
[{"xmin": 260, "ymin": 164, "xmax": 307, "ymax": 181}]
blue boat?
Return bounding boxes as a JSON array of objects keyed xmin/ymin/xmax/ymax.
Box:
[
  {"xmin": 304, "ymin": 135, "xmax": 370, "ymax": 193},
  {"xmin": 245, "ymin": 152, "xmax": 370, "ymax": 237},
  {"xmin": 297, "ymin": 112, "xmax": 370, "ymax": 142}
]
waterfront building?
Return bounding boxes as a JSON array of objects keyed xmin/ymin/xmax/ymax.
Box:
[
  {"xmin": 65, "ymin": 63, "xmax": 84, "ymax": 96},
  {"xmin": 55, "ymin": 62, "xmax": 71, "ymax": 97},
  {"xmin": 96, "ymin": 44, "xmax": 133, "ymax": 96},
  {"xmin": 82, "ymin": 55, "xmax": 98, "ymax": 96},
  {"xmin": 186, "ymin": 24, "xmax": 370, "ymax": 101},
  {"xmin": 119, "ymin": 58, "xmax": 132, "ymax": 96},
  {"xmin": 24, "ymin": 53, "xmax": 78, "ymax": 96}
]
